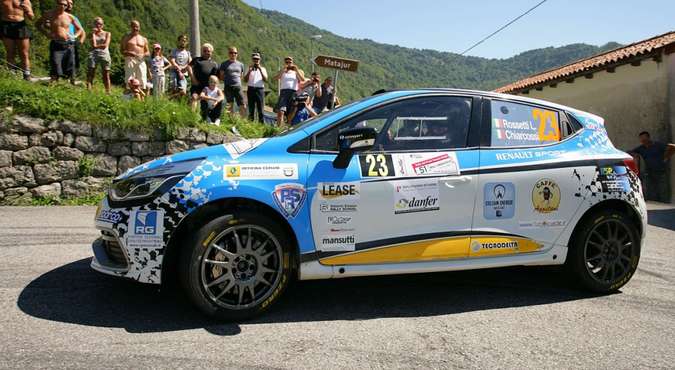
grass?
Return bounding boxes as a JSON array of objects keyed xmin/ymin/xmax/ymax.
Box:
[
  {"xmin": 0, "ymin": 71, "xmax": 279, "ymax": 139},
  {"xmin": 29, "ymin": 192, "xmax": 106, "ymax": 206}
]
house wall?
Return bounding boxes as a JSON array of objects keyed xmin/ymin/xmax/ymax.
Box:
[{"xmin": 516, "ymin": 53, "xmax": 674, "ymax": 202}]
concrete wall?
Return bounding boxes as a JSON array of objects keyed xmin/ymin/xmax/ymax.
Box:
[{"xmin": 517, "ymin": 52, "xmax": 674, "ymax": 202}]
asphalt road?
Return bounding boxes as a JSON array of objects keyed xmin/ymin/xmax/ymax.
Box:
[{"xmin": 1, "ymin": 204, "xmax": 674, "ymax": 369}]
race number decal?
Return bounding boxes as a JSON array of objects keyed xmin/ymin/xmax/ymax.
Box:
[
  {"xmin": 533, "ymin": 109, "xmax": 560, "ymax": 142},
  {"xmin": 359, "ymin": 154, "xmax": 394, "ymax": 177}
]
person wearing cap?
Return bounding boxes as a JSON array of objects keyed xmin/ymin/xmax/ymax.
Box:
[
  {"xmin": 243, "ymin": 52, "xmax": 268, "ymax": 123},
  {"xmin": 273, "ymin": 56, "xmax": 305, "ymax": 125},
  {"xmin": 312, "ymin": 76, "xmax": 334, "ymax": 113},
  {"xmin": 218, "ymin": 46, "xmax": 246, "ymax": 117},
  {"xmin": 148, "ymin": 43, "xmax": 170, "ymax": 97}
]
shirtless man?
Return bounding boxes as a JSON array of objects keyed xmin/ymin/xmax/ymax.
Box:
[
  {"xmin": 36, "ymin": 0, "xmax": 83, "ymax": 82},
  {"xmin": 120, "ymin": 20, "xmax": 149, "ymax": 91},
  {"xmin": 0, "ymin": 0, "xmax": 34, "ymax": 80}
]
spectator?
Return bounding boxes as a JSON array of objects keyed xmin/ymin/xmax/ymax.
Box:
[
  {"xmin": 85, "ymin": 17, "xmax": 111, "ymax": 93},
  {"xmin": 36, "ymin": 0, "xmax": 83, "ymax": 82},
  {"xmin": 122, "ymin": 77, "xmax": 145, "ymax": 101},
  {"xmin": 148, "ymin": 43, "xmax": 170, "ymax": 98},
  {"xmin": 273, "ymin": 56, "xmax": 305, "ymax": 125},
  {"xmin": 312, "ymin": 77, "xmax": 335, "ymax": 113},
  {"xmin": 188, "ymin": 43, "xmax": 218, "ymax": 112},
  {"xmin": 218, "ymin": 46, "xmax": 246, "ymax": 117},
  {"xmin": 169, "ymin": 34, "xmax": 191, "ymax": 98},
  {"xmin": 120, "ymin": 20, "xmax": 149, "ymax": 92},
  {"xmin": 288, "ymin": 93, "xmax": 311, "ymax": 125},
  {"xmin": 243, "ymin": 52, "xmax": 267, "ymax": 123},
  {"xmin": 0, "ymin": 0, "xmax": 34, "ymax": 80},
  {"xmin": 628, "ymin": 131, "xmax": 675, "ymax": 202},
  {"xmin": 65, "ymin": 0, "xmax": 85, "ymax": 84},
  {"xmin": 298, "ymin": 71, "xmax": 322, "ymax": 117},
  {"xmin": 200, "ymin": 75, "xmax": 224, "ymax": 125}
]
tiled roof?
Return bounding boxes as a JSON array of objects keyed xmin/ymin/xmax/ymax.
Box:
[{"xmin": 495, "ymin": 31, "xmax": 675, "ymax": 93}]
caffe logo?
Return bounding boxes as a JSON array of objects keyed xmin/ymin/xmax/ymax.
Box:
[{"xmin": 532, "ymin": 178, "xmax": 560, "ymax": 213}]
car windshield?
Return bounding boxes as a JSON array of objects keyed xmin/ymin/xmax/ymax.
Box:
[{"xmin": 275, "ymin": 95, "xmax": 381, "ymax": 136}]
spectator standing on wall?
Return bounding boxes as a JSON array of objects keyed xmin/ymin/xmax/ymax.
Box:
[
  {"xmin": 273, "ymin": 56, "xmax": 304, "ymax": 125},
  {"xmin": 218, "ymin": 46, "xmax": 247, "ymax": 117},
  {"xmin": 148, "ymin": 43, "xmax": 170, "ymax": 98},
  {"xmin": 243, "ymin": 52, "xmax": 267, "ymax": 123},
  {"xmin": 65, "ymin": 0, "xmax": 84, "ymax": 84},
  {"xmin": 86, "ymin": 17, "xmax": 111, "ymax": 93},
  {"xmin": 628, "ymin": 131, "xmax": 675, "ymax": 203},
  {"xmin": 169, "ymin": 34, "xmax": 191, "ymax": 98},
  {"xmin": 299, "ymin": 71, "xmax": 322, "ymax": 117},
  {"xmin": 121, "ymin": 20, "xmax": 149, "ymax": 92},
  {"xmin": 312, "ymin": 76, "xmax": 334, "ymax": 113},
  {"xmin": 200, "ymin": 75, "xmax": 224, "ymax": 125},
  {"xmin": 36, "ymin": 0, "xmax": 83, "ymax": 82},
  {"xmin": 188, "ymin": 43, "xmax": 218, "ymax": 112},
  {"xmin": 0, "ymin": 0, "xmax": 34, "ymax": 80}
]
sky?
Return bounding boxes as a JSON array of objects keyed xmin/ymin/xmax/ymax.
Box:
[{"xmin": 242, "ymin": 0, "xmax": 674, "ymax": 59}]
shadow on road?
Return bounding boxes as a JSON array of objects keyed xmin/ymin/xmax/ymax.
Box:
[
  {"xmin": 18, "ymin": 258, "xmax": 603, "ymax": 335},
  {"xmin": 647, "ymin": 208, "xmax": 675, "ymax": 231}
]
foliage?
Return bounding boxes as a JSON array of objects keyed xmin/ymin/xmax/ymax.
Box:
[
  {"xmin": 29, "ymin": 192, "xmax": 106, "ymax": 206},
  {"xmin": 0, "ymin": 0, "xmax": 620, "ymax": 103},
  {"xmin": 78, "ymin": 155, "xmax": 95, "ymax": 177}
]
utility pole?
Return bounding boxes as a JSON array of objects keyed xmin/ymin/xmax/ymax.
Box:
[
  {"xmin": 310, "ymin": 34, "xmax": 322, "ymax": 72},
  {"xmin": 189, "ymin": 0, "xmax": 201, "ymax": 57}
]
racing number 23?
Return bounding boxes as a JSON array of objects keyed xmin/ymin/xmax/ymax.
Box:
[{"xmin": 359, "ymin": 154, "xmax": 393, "ymax": 177}]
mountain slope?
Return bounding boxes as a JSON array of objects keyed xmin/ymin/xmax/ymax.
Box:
[{"xmin": 7, "ymin": 0, "xmax": 620, "ymax": 101}]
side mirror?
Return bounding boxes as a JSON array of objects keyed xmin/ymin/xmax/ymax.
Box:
[{"xmin": 333, "ymin": 127, "xmax": 377, "ymax": 169}]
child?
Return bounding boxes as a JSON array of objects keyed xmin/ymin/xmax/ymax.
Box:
[
  {"xmin": 199, "ymin": 75, "xmax": 224, "ymax": 125},
  {"xmin": 148, "ymin": 43, "xmax": 170, "ymax": 98},
  {"xmin": 123, "ymin": 77, "xmax": 146, "ymax": 101}
]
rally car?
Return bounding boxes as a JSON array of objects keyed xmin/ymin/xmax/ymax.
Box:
[{"xmin": 92, "ymin": 89, "xmax": 646, "ymax": 320}]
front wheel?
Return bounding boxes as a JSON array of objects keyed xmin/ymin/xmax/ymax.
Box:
[
  {"xmin": 180, "ymin": 211, "xmax": 293, "ymax": 320},
  {"xmin": 567, "ymin": 210, "xmax": 641, "ymax": 292}
]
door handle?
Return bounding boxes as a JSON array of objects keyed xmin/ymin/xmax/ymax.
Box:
[{"xmin": 440, "ymin": 176, "xmax": 471, "ymax": 188}]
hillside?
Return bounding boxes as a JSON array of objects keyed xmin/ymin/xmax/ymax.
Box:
[{"xmin": 4, "ymin": 0, "xmax": 620, "ymax": 101}]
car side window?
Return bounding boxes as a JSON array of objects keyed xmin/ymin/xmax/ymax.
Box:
[
  {"xmin": 490, "ymin": 100, "xmax": 561, "ymax": 147},
  {"xmin": 315, "ymin": 96, "xmax": 472, "ymax": 152}
]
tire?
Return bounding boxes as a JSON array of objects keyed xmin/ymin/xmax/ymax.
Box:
[
  {"xmin": 566, "ymin": 209, "xmax": 641, "ymax": 293},
  {"xmin": 179, "ymin": 211, "xmax": 293, "ymax": 321}
]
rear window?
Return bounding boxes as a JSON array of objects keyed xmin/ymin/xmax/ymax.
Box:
[{"xmin": 490, "ymin": 100, "xmax": 561, "ymax": 147}]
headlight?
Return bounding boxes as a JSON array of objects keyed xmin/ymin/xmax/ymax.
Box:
[{"xmin": 109, "ymin": 158, "xmax": 203, "ymax": 203}]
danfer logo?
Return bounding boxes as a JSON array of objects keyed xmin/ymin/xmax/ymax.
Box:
[
  {"xmin": 394, "ymin": 196, "xmax": 439, "ymax": 214},
  {"xmin": 532, "ymin": 178, "xmax": 561, "ymax": 213},
  {"xmin": 135, "ymin": 211, "xmax": 158, "ymax": 235},
  {"xmin": 272, "ymin": 183, "xmax": 306, "ymax": 218}
]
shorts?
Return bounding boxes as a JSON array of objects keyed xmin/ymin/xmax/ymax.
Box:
[
  {"xmin": 124, "ymin": 56, "xmax": 147, "ymax": 89},
  {"xmin": 88, "ymin": 52, "xmax": 111, "ymax": 71},
  {"xmin": 276, "ymin": 89, "xmax": 296, "ymax": 113},
  {"xmin": 190, "ymin": 84, "xmax": 206, "ymax": 96},
  {"xmin": 172, "ymin": 70, "xmax": 188, "ymax": 92},
  {"xmin": 49, "ymin": 40, "xmax": 76, "ymax": 78},
  {"xmin": 224, "ymin": 85, "xmax": 244, "ymax": 105},
  {"xmin": 0, "ymin": 20, "xmax": 31, "ymax": 40}
]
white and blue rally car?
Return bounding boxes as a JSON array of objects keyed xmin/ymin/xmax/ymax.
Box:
[{"xmin": 92, "ymin": 89, "xmax": 646, "ymax": 320}]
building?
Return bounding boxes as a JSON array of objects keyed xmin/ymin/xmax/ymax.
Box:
[{"xmin": 496, "ymin": 31, "xmax": 675, "ymax": 203}]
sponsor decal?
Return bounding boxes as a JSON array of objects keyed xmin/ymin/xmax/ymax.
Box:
[
  {"xmin": 96, "ymin": 209, "xmax": 122, "ymax": 224},
  {"xmin": 223, "ymin": 138, "xmax": 267, "ymax": 159},
  {"xmin": 491, "ymin": 101, "xmax": 560, "ymax": 146},
  {"xmin": 327, "ymin": 216, "xmax": 352, "ymax": 225},
  {"xmin": 393, "ymin": 152, "xmax": 460, "ymax": 176},
  {"xmin": 126, "ymin": 209, "xmax": 165, "ymax": 249},
  {"xmin": 532, "ymin": 178, "xmax": 560, "ymax": 213},
  {"xmin": 483, "ymin": 182, "xmax": 515, "ymax": 219},
  {"xmin": 320, "ymin": 234, "xmax": 356, "ymax": 252},
  {"xmin": 494, "ymin": 149, "xmax": 566, "ymax": 161},
  {"xmin": 393, "ymin": 179, "xmax": 440, "ymax": 214},
  {"xmin": 320, "ymin": 203, "xmax": 358, "ymax": 213},
  {"xmin": 272, "ymin": 183, "xmax": 306, "ymax": 218},
  {"xmin": 329, "ymin": 227, "xmax": 355, "ymax": 233},
  {"xmin": 224, "ymin": 163, "xmax": 298, "ymax": 180},
  {"xmin": 318, "ymin": 182, "xmax": 360, "ymax": 200},
  {"xmin": 598, "ymin": 166, "xmax": 630, "ymax": 193},
  {"xmin": 519, "ymin": 220, "xmax": 567, "ymax": 228},
  {"xmin": 471, "ymin": 239, "xmax": 519, "ymax": 253}
]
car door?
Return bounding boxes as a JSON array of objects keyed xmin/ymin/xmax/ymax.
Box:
[
  {"xmin": 307, "ymin": 95, "xmax": 481, "ymax": 266},
  {"xmin": 472, "ymin": 97, "xmax": 584, "ymax": 257}
]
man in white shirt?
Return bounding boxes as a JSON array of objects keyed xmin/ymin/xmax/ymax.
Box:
[{"xmin": 243, "ymin": 52, "xmax": 268, "ymax": 123}]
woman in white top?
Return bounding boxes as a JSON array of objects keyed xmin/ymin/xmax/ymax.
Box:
[
  {"xmin": 273, "ymin": 56, "xmax": 305, "ymax": 125},
  {"xmin": 199, "ymin": 75, "xmax": 225, "ymax": 125},
  {"xmin": 86, "ymin": 17, "xmax": 111, "ymax": 93}
]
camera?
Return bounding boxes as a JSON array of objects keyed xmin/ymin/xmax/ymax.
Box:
[{"xmin": 293, "ymin": 93, "xmax": 309, "ymax": 103}]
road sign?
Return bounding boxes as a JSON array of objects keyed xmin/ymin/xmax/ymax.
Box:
[{"xmin": 314, "ymin": 55, "xmax": 359, "ymax": 72}]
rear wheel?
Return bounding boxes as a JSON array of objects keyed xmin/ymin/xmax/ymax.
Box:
[
  {"xmin": 180, "ymin": 211, "xmax": 292, "ymax": 320},
  {"xmin": 567, "ymin": 210, "xmax": 641, "ymax": 292}
]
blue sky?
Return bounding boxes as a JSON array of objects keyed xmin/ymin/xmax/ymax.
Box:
[{"xmin": 242, "ymin": 0, "xmax": 674, "ymax": 59}]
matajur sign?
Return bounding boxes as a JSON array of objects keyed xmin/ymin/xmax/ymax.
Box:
[{"xmin": 314, "ymin": 55, "xmax": 359, "ymax": 72}]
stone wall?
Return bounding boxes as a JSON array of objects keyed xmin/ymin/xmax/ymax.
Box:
[{"xmin": 0, "ymin": 115, "xmax": 236, "ymax": 204}]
